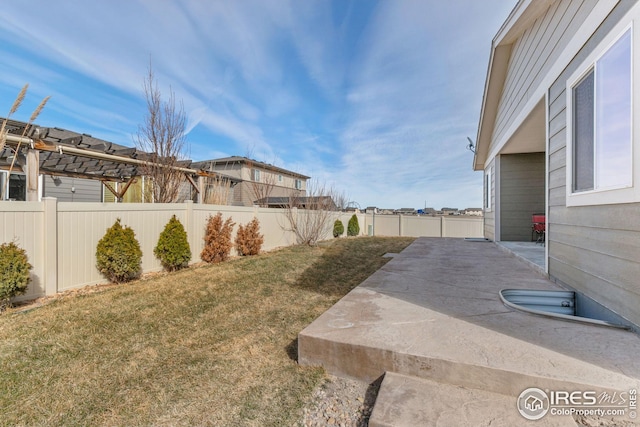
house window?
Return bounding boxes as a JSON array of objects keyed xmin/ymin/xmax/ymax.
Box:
[
  {"xmin": 295, "ymin": 179, "xmax": 302, "ymax": 190},
  {"xmin": 572, "ymin": 29, "xmax": 632, "ymax": 193},
  {"xmin": 278, "ymin": 174, "xmax": 283, "ymax": 183},
  {"xmin": 251, "ymin": 169, "xmax": 260, "ymax": 182},
  {"xmin": 484, "ymin": 169, "xmax": 491, "ymax": 211},
  {"xmin": 0, "ymin": 172, "xmax": 26, "ymax": 201}
]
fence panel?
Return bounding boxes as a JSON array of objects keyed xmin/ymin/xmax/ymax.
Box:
[
  {"xmin": 1, "ymin": 200, "xmax": 482, "ymax": 301},
  {"xmin": 401, "ymin": 216, "xmax": 442, "ymax": 237},
  {"xmin": 442, "ymin": 217, "xmax": 484, "ymax": 238},
  {"xmin": 0, "ymin": 202, "xmax": 45, "ymax": 300},
  {"xmin": 57, "ymin": 202, "xmax": 187, "ymax": 290}
]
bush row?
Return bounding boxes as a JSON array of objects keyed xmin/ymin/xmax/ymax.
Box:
[
  {"xmin": 333, "ymin": 214, "xmax": 360, "ymax": 238},
  {"xmin": 2, "ymin": 212, "xmax": 359, "ymax": 305},
  {"xmin": 95, "ymin": 214, "xmax": 265, "ymax": 283}
]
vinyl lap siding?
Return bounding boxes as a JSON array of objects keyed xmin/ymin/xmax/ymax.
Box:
[
  {"xmin": 499, "ymin": 153, "xmax": 545, "ymax": 241},
  {"xmin": 43, "ymin": 176, "xmax": 102, "ymax": 202},
  {"xmin": 491, "ymin": 0, "xmax": 598, "ymax": 155},
  {"xmin": 547, "ymin": 0, "xmax": 640, "ymax": 326}
]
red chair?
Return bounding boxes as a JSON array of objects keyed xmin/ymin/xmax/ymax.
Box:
[{"xmin": 531, "ymin": 214, "xmax": 545, "ymax": 244}]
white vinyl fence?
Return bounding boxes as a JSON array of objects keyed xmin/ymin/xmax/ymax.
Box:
[{"xmin": 0, "ymin": 199, "xmax": 482, "ymax": 301}]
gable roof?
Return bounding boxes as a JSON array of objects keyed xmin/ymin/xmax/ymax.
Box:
[
  {"xmin": 192, "ymin": 156, "xmax": 310, "ymax": 180},
  {"xmin": 473, "ymin": 0, "xmax": 554, "ymax": 171}
]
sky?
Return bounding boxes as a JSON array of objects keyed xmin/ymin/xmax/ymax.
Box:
[{"xmin": 0, "ymin": 0, "xmax": 515, "ymax": 210}]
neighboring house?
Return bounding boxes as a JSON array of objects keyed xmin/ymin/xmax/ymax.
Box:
[
  {"xmin": 253, "ymin": 196, "xmax": 337, "ymax": 210},
  {"xmin": 462, "ymin": 208, "xmax": 483, "ymax": 216},
  {"xmin": 394, "ymin": 208, "xmax": 416, "ymax": 215},
  {"xmin": 192, "ymin": 157, "xmax": 309, "ymax": 207},
  {"xmin": 474, "ymin": 0, "xmax": 640, "ymax": 329},
  {"xmin": 440, "ymin": 207, "xmax": 459, "ymax": 216}
]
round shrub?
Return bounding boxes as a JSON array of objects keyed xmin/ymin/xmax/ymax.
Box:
[
  {"xmin": 333, "ymin": 219, "xmax": 344, "ymax": 238},
  {"xmin": 96, "ymin": 218, "xmax": 142, "ymax": 283},
  {"xmin": 0, "ymin": 242, "xmax": 32, "ymax": 309},
  {"xmin": 201, "ymin": 212, "xmax": 235, "ymax": 263},
  {"xmin": 154, "ymin": 215, "xmax": 191, "ymax": 272},
  {"xmin": 235, "ymin": 217, "xmax": 264, "ymax": 256},
  {"xmin": 347, "ymin": 214, "xmax": 360, "ymax": 237}
]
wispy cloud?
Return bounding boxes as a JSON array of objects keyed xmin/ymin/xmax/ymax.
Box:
[{"xmin": 0, "ymin": 0, "xmax": 514, "ymax": 208}]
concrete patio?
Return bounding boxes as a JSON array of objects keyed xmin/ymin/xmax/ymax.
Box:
[{"xmin": 298, "ymin": 238, "xmax": 640, "ymax": 426}]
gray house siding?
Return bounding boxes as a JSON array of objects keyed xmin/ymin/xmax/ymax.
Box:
[
  {"xmin": 546, "ymin": 0, "xmax": 640, "ymax": 327},
  {"xmin": 499, "ymin": 153, "xmax": 545, "ymax": 241},
  {"xmin": 491, "ymin": 0, "xmax": 598, "ymax": 155},
  {"xmin": 43, "ymin": 176, "xmax": 102, "ymax": 202}
]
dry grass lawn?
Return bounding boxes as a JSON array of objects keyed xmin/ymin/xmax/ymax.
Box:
[{"xmin": 0, "ymin": 236, "xmax": 414, "ymax": 427}]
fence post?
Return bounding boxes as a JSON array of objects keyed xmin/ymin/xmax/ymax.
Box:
[
  {"xmin": 42, "ymin": 197, "xmax": 58, "ymax": 295},
  {"xmin": 184, "ymin": 200, "xmax": 195, "ymax": 261},
  {"xmin": 398, "ymin": 214, "xmax": 403, "ymax": 237},
  {"xmin": 440, "ymin": 216, "xmax": 444, "ymax": 237}
]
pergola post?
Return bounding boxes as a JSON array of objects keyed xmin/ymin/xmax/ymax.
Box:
[{"xmin": 26, "ymin": 149, "xmax": 39, "ymax": 201}]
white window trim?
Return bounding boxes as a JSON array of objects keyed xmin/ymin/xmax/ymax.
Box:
[
  {"xmin": 566, "ymin": 16, "xmax": 640, "ymax": 207},
  {"xmin": 484, "ymin": 168, "xmax": 492, "ymax": 212}
]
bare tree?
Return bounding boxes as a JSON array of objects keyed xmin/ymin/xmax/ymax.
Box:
[
  {"xmin": 242, "ymin": 156, "xmax": 277, "ymax": 207},
  {"xmin": 136, "ymin": 66, "xmax": 189, "ymax": 203},
  {"xmin": 284, "ymin": 179, "xmax": 344, "ymax": 245}
]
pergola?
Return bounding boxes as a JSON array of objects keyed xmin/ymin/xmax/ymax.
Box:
[{"xmin": 1, "ymin": 119, "xmax": 221, "ymax": 202}]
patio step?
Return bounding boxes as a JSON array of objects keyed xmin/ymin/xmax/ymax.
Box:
[
  {"xmin": 298, "ymin": 238, "xmax": 640, "ymax": 425},
  {"xmin": 368, "ymin": 372, "xmax": 577, "ymax": 427}
]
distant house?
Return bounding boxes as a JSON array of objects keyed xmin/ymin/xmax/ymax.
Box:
[
  {"xmin": 463, "ymin": 208, "xmax": 483, "ymax": 216},
  {"xmin": 474, "ymin": 0, "xmax": 640, "ymax": 329},
  {"xmin": 192, "ymin": 157, "xmax": 309, "ymax": 207},
  {"xmin": 254, "ymin": 195, "xmax": 337, "ymax": 210},
  {"xmin": 441, "ymin": 207, "xmax": 459, "ymax": 216},
  {"xmin": 394, "ymin": 208, "xmax": 416, "ymax": 215}
]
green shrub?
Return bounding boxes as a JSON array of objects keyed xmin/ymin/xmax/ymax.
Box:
[
  {"xmin": 201, "ymin": 213, "xmax": 235, "ymax": 263},
  {"xmin": 96, "ymin": 218, "xmax": 142, "ymax": 283},
  {"xmin": 235, "ymin": 218, "xmax": 264, "ymax": 256},
  {"xmin": 333, "ymin": 219, "xmax": 344, "ymax": 238},
  {"xmin": 347, "ymin": 214, "xmax": 360, "ymax": 236},
  {"xmin": 154, "ymin": 215, "xmax": 191, "ymax": 272},
  {"xmin": 0, "ymin": 242, "xmax": 32, "ymax": 310}
]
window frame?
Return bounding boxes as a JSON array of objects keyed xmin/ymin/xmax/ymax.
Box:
[
  {"xmin": 566, "ymin": 22, "xmax": 639, "ymax": 207},
  {"xmin": 0, "ymin": 171, "xmax": 27, "ymax": 201},
  {"xmin": 484, "ymin": 168, "xmax": 492, "ymax": 212}
]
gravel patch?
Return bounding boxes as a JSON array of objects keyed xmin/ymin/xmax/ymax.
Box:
[{"xmin": 295, "ymin": 375, "xmax": 381, "ymax": 427}]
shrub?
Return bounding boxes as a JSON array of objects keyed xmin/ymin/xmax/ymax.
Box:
[
  {"xmin": 201, "ymin": 213, "xmax": 235, "ymax": 263},
  {"xmin": 154, "ymin": 215, "xmax": 191, "ymax": 272},
  {"xmin": 235, "ymin": 218, "xmax": 264, "ymax": 256},
  {"xmin": 333, "ymin": 219, "xmax": 344, "ymax": 238},
  {"xmin": 0, "ymin": 242, "xmax": 32, "ymax": 310},
  {"xmin": 96, "ymin": 218, "xmax": 142, "ymax": 283},
  {"xmin": 347, "ymin": 214, "xmax": 360, "ymax": 237}
]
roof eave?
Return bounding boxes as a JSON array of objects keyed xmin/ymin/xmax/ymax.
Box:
[{"xmin": 474, "ymin": 0, "xmax": 556, "ymax": 171}]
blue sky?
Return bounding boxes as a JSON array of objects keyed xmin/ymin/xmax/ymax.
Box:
[{"xmin": 0, "ymin": 0, "xmax": 514, "ymax": 209}]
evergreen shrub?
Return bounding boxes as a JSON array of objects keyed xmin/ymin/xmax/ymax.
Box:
[
  {"xmin": 333, "ymin": 219, "xmax": 344, "ymax": 238},
  {"xmin": 0, "ymin": 242, "xmax": 32, "ymax": 310},
  {"xmin": 96, "ymin": 218, "xmax": 142, "ymax": 283},
  {"xmin": 154, "ymin": 215, "xmax": 191, "ymax": 272},
  {"xmin": 347, "ymin": 214, "xmax": 360, "ymax": 237}
]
